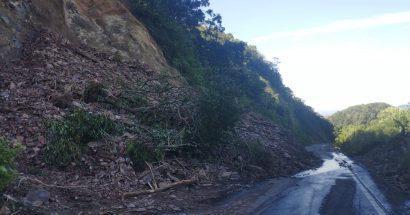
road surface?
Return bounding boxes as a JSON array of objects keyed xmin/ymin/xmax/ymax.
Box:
[{"xmin": 199, "ymin": 144, "xmax": 395, "ymax": 215}]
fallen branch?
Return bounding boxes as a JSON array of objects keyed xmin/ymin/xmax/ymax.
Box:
[
  {"xmin": 145, "ymin": 161, "xmax": 158, "ymax": 189},
  {"xmin": 246, "ymin": 164, "xmax": 265, "ymax": 172},
  {"xmin": 10, "ymin": 210, "xmax": 21, "ymax": 215},
  {"xmin": 20, "ymin": 176, "xmax": 87, "ymax": 189},
  {"xmin": 122, "ymin": 179, "xmax": 195, "ymax": 199},
  {"xmin": 138, "ymin": 164, "xmax": 166, "ymax": 179},
  {"xmin": 175, "ymin": 158, "xmax": 188, "ymax": 171},
  {"xmin": 71, "ymin": 48, "xmax": 99, "ymax": 63},
  {"xmin": 166, "ymin": 172, "xmax": 180, "ymax": 182},
  {"xmin": 3, "ymin": 194, "xmax": 18, "ymax": 203}
]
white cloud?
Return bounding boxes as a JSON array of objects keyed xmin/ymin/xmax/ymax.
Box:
[{"xmin": 251, "ymin": 11, "xmax": 410, "ymax": 44}]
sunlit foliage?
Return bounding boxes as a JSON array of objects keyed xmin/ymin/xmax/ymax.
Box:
[
  {"xmin": 334, "ymin": 107, "xmax": 410, "ymax": 154},
  {"xmin": 127, "ymin": 0, "xmax": 334, "ymax": 155}
]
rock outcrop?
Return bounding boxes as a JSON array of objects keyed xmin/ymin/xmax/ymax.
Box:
[{"xmin": 0, "ymin": 0, "xmax": 174, "ymax": 75}]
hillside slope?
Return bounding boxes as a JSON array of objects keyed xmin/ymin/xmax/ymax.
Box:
[
  {"xmin": 0, "ymin": 32, "xmax": 320, "ymax": 213},
  {"xmin": 0, "ymin": 0, "xmax": 332, "ymax": 213},
  {"xmin": 329, "ymin": 102, "xmax": 391, "ymax": 129}
]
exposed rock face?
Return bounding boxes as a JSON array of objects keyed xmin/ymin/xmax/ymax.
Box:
[
  {"xmin": 235, "ymin": 113, "xmax": 321, "ymax": 175},
  {"xmin": 0, "ymin": 0, "xmax": 29, "ymax": 62},
  {"xmin": 0, "ymin": 0, "xmax": 173, "ymax": 75}
]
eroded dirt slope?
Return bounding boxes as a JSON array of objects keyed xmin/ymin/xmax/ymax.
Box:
[{"xmin": 0, "ymin": 0, "xmax": 174, "ymax": 75}]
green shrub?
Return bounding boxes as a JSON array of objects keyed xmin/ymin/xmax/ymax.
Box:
[
  {"xmin": 0, "ymin": 137, "xmax": 19, "ymax": 190},
  {"xmin": 148, "ymin": 125, "xmax": 187, "ymax": 149},
  {"xmin": 119, "ymin": 93, "xmax": 148, "ymax": 109},
  {"xmin": 44, "ymin": 109, "xmax": 119, "ymax": 166},
  {"xmin": 48, "ymin": 109, "xmax": 118, "ymax": 145},
  {"xmin": 128, "ymin": 0, "xmax": 335, "ymax": 154},
  {"xmin": 44, "ymin": 139, "xmax": 81, "ymax": 167},
  {"xmin": 334, "ymin": 108, "xmax": 407, "ymax": 155},
  {"xmin": 126, "ymin": 142, "xmax": 164, "ymax": 171}
]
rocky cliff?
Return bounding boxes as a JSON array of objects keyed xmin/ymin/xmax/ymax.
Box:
[{"xmin": 0, "ymin": 0, "xmax": 173, "ymax": 74}]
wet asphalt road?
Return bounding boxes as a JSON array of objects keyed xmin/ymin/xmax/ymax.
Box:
[
  {"xmin": 254, "ymin": 144, "xmax": 392, "ymax": 215},
  {"xmin": 198, "ymin": 144, "xmax": 395, "ymax": 215}
]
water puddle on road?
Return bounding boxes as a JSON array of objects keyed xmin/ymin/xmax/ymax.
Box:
[{"xmin": 293, "ymin": 152, "xmax": 352, "ymax": 178}]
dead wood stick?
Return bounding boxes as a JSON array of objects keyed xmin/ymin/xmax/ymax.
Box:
[
  {"xmin": 166, "ymin": 172, "xmax": 180, "ymax": 182},
  {"xmin": 3, "ymin": 194, "xmax": 18, "ymax": 203},
  {"xmin": 138, "ymin": 164, "xmax": 166, "ymax": 179},
  {"xmin": 175, "ymin": 158, "xmax": 188, "ymax": 171},
  {"xmin": 145, "ymin": 161, "xmax": 158, "ymax": 189},
  {"xmin": 21, "ymin": 177, "xmax": 87, "ymax": 189},
  {"xmin": 71, "ymin": 48, "xmax": 99, "ymax": 63},
  {"xmin": 10, "ymin": 210, "xmax": 21, "ymax": 215},
  {"xmin": 122, "ymin": 179, "xmax": 195, "ymax": 199}
]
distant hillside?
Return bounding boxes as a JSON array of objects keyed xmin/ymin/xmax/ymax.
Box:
[
  {"xmin": 398, "ymin": 103, "xmax": 410, "ymax": 110},
  {"xmin": 329, "ymin": 103, "xmax": 391, "ymax": 129}
]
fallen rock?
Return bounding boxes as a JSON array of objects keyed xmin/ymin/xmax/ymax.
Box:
[
  {"xmin": 127, "ymin": 202, "xmax": 136, "ymax": 208},
  {"xmin": 169, "ymin": 204, "xmax": 181, "ymax": 212},
  {"xmin": 220, "ymin": 171, "xmax": 232, "ymax": 178},
  {"xmin": 23, "ymin": 189, "xmax": 50, "ymax": 207}
]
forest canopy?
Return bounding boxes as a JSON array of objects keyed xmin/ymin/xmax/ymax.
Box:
[
  {"xmin": 329, "ymin": 102, "xmax": 391, "ymax": 130},
  {"xmin": 126, "ymin": 0, "xmax": 334, "ymax": 149},
  {"xmin": 331, "ymin": 104, "xmax": 410, "ymax": 154}
]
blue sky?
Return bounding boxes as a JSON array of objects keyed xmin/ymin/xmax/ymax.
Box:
[{"xmin": 209, "ymin": 0, "xmax": 410, "ymax": 115}]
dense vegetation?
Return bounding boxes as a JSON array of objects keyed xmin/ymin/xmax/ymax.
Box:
[
  {"xmin": 332, "ymin": 105, "xmax": 410, "ymax": 173},
  {"xmin": 0, "ymin": 137, "xmax": 19, "ymax": 191},
  {"xmin": 0, "ymin": 0, "xmax": 333, "ymax": 195},
  {"xmin": 44, "ymin": 110, "xmax": 120, "ymax": 167},
  {"xmin": 126, "ymin": 0, "xmax": 334, "ymax": 153},
  {"xmin": 329, "ymin": 103, "xmax": 391, "ymax": 130}
]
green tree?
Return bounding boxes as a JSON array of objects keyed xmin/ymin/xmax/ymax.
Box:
[
  {"xmin": 127, "ymin": 0, "xmax": 335, "ymax": 152},
  {"xmin": 329, "ymin": 103, "xmax": 391, "ymax": 130},
  {"xmin": 377, "ymin": 107, "xmax": 410, "ymax": 135}
]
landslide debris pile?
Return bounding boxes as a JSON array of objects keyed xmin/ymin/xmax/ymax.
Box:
[
  {"xmin": 0, "ymin": 31, "xmax": 321, "ymax": 214},
  {"xmin": 0, "ymin": 30, "xmax": 189, "ymax": 153},
  {"xmin": 0, "ymin": 31, "xmax": 201, "ymax": 213},
  {"xmin": 235, "ymin": 113, "xmax": 321, "ymax": 176}
]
